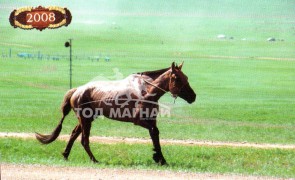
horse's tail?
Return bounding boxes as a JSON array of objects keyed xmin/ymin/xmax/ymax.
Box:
[{"xmin": 35, "ymin": 88, "xmax": 77, "ymax": 144}]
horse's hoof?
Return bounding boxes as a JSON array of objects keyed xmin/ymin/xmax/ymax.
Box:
[
  {"xmin": 92, "ymin": 158, "xmax": 99, "ymax": 164},
  {"xmin": 62, "ymin": 152, "xmax": 69, "ymax": 161},
  {"xmin": 159, "ymin": 159, "xmax": 168, "ymax": 166},
  {"xmin": 153, "ymin": 153, "xmax": 167, "ymax": 165}
]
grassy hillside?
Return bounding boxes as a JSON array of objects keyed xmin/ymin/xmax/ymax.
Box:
[{"xmin": 1, "ymin": 0, "xmax": 294, "ymax": 56}]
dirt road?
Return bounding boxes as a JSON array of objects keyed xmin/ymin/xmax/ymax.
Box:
[{"xmin": 1, "ymin": 164, "xmax": 284, "ymax": 180}]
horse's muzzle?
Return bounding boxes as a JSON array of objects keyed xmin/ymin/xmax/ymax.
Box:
[{"xmin": 187, "ymin": 93, "xmax": 196, "ymax": 104}]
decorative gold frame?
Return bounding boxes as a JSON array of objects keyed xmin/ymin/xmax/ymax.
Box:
[{"xmin": 9, "ymin": 6, "xmax": 72, "ymax": 31}]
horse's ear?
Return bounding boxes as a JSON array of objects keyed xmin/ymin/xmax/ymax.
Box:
[
  {"xmin": 178, "ymin": 61, "xmax": 184, "ymax": 70},
  {"xmin": 171, "ymin": 62, "xmax": 176, "ymax": 72}
]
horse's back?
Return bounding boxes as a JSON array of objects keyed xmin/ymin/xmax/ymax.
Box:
[{"xmin": 71, "ymin": 74, "xmax": 149, "ymax": 108}]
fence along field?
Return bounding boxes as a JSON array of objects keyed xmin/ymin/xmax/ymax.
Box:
[
  {"xmin": 0, "ymin": 48, "xmax": 112, "ymax": 62},
  {"xmin": 0, "ymin": 0, "xmax": 295, "ymax": 178}
]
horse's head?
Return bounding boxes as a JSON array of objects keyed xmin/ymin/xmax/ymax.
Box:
[{"xmin": 168, "ymin": 62, "xmax": 196, "ymax": 104}]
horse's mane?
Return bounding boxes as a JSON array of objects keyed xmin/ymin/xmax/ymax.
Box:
[{"xmin": 137, "ymin": 67, "xmax": 170, "ymax": 80}]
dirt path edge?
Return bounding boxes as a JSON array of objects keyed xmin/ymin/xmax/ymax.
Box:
[{"xmin": 0, "ymin": 132, "xmax": 294, "ymax": 149}]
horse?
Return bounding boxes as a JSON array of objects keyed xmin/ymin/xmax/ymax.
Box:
[{"xmin": 35, "ymin": 62, "xmax": 196, "ymax": 165}]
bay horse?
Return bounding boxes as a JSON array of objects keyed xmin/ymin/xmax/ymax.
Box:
[{"xmin": 36, "ymin": 62, "xmax": 196, "ymax": 165}]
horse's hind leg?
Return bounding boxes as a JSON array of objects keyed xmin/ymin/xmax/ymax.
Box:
[
  {"xmin": 62, "ymin": 124, "xmax": 81, "ymax": 160},
  {"xmin": 80, "ymin": 117, "xmax": 98, "ymax": 163}
]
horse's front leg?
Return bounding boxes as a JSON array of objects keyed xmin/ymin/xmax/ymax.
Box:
[
  {"xmin": 149, "ymin": 125, "xmax": 167, "ymax": 165},
  {"xmin": 135, "ymin": 103, "xmax": 167, "ymax": 165}
]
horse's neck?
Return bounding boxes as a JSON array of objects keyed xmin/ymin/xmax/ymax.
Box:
[{"xmin": 146, "ymin": 71, "xmax": 170, "ymax": 101}]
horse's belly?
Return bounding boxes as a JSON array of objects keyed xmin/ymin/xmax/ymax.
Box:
[{"xmin": 94, "ymin": 100, "xmax": 138, "ymax": 122}]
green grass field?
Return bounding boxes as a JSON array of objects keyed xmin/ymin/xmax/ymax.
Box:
[
  {"xmin": 1, "ymin": 138, "xmax": 295, "ymax": 178},
  {"xmin": 0, "ymin": 0, "xmax": 295, "ymax": 178}
]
